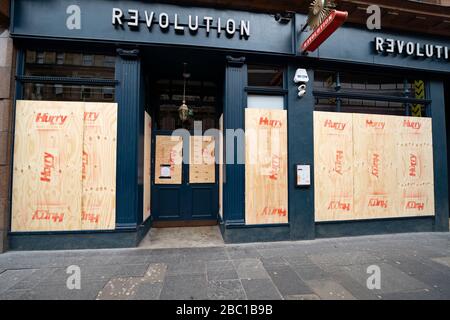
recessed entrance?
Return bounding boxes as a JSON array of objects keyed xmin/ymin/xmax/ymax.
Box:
[{"xmin": 143, "ymin": 48, "xmax": 224, "ymax": 226}]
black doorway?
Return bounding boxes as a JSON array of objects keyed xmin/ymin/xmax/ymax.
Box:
[{"xmin": 142, "ymin": 47, "xmax": 225, "ymax": 225}]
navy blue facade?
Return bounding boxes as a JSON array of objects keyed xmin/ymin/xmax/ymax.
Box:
[{"xmin": 7, "ymin": 0, "xmax": 449, "ymax": 249}]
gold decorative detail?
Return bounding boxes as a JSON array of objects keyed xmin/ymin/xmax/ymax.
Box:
[{"xmin": 307, "ymin": 0, "xmax": 337, "ymax": 30}]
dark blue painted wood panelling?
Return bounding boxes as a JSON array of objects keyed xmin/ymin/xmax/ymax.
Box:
[
  {"xmin": 11, "ymin": 0, "xmax": 293, "ymax": 55},
  {"xmin": 223, "ymin": 57, "xmax": 246, "ymax": 224},
  {"xmin": 115, "ymin": 50, "xmax": 142, "ymax": 229},
  {"xmin": 10, "ymin": 1, "xmax": 450, "ymax": 74},
  {"xmin": 316, "ymin": 217, "xmax": 435, "ymax": 238},
  {"xmin": 296, "ymin": 16, "xmax": 450, "ymax": 74},
  {"xmin": 429, "ymin": 81, "xmax": 450, "ymax": 231},
  {"xmin": 287, "ymin": 67, "xmax": 315, "ymax": 240}
]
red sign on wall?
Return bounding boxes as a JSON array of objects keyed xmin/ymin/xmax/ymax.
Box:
[{"xmin": 301, "ymin": 10, "xmax": 348, "ymax": 52}]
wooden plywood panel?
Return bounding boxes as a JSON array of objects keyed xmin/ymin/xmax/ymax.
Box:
[
  {"xmin": 219, "ymin": 114, "xmax": 223, "ymax": 218},
  {"xmin": 189, "ymin": 136, "xmax": 215, "ymax": 184},
  {"xmin": 394, "ymin": 116, "xmax": 434, "ymax": 217},
  {"xmin": 155, "ymin": 135, "xmax": 183, "ymax": 185},
  {"xmin": 353, "ymin": 114, "xmax": 397, "ymax": 219},
  {"xmin": 143, "ymin": 112, "xmax": 152, "ymax": 222},
  {"xmin": 81, "ymin": 102, "xmax": 117, "ymax": 230},
  {"xmin": 245, "ymin": 108, "xmax": 288, "ymax": 225},
  {"xmin": 314, "ymin": 111, "xmax": 354, "ymax": 222},
  {"xmin": 12, "ymin": 100, "xmax": 84, "ymax": 232}
]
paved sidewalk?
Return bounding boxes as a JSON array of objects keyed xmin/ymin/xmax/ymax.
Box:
[{"xmin": 0, "ymin": 232, "xmax": 449, "ymax": 300}]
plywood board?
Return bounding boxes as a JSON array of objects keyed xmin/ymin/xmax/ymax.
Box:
[
  {"xmin": 154, "ymin": 135, "xmax": 183, "ymax": 185},
  {"xmin": 353, "ymin": 113, "xmax": 397, "ymax": 219},
  {"xmin": 81, "ymin": 102, "xmax": 117, "ymax": 230},
  {"xmin": 245, "ymin": 108, "xmax": 288, "ymax": 225},
  {"xmin": 143, "ymin": 112, "xmax": 152, "ymax": 221},
  {"xmin": 12, "ymin": 100, "xmax": 84, "ymax": 232},
  {"xmin": 314, "ymin": 111, "xmax": 354, "ymax": 222},
  {"xmin": 394, "ymin": 116, "xmax": 434, "ymax": 217},
  {"xmin": 314, "ymin": 111, "xmax": 435, "ymax": 222},
  {"xmin": 189, "ymin": 136, "xmax": 216, "ymax": 184},
  {"xmin": 219, "ymin": 114, "xmax": 224, "ymax": 218}
]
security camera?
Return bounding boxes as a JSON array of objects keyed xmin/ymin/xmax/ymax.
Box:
[
  {"xmin": 294, "ymin": 69, "xmax": 309, "ymax": 98},
  {"xmin": 274, "ymin": 12, "xmax": 294, "ymax": 24},
  {"xmin": 294, "ymin": 69, "xmax": 309, "ymax": 84},
  {"xmin": 298, "ymin": 84, "xmax": 307, "ymax": 98}
]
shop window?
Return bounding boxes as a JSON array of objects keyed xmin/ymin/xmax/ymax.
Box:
[
  {"xmin": 23, "ymin": 83, "xmax": 115, "ymax": 102},
  {"xmin": 247, "ymin": 94, "xmax": 284, "ymax": 110},
  {"xmin": 21, "ymin": 49, "xmax": 116, "ymax": 103},
  {"xmin": 83, "ymin": 54, "xmax": 94, "ymax": 66},
  {"xmin": 248, "ymin": 65, "xmax": 284, "ymax": 88},
  {"xmin": 155, "ymin": 79, "xmax": 218, "ymax": 131},
  {"xmin": 25, "ymin": 50, "xmax": 115, "ymax": 79},
  {"xmin": 56, "ymin": 53, "xmax": 65, "ymax": 65},
  {"xmin": 314, "ymin": 70, "xmax": 428, "ymax": 117}
]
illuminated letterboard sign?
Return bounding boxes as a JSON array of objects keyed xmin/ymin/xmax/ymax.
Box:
[
  {"xmin": 112, "ymin": 8, "xmax": 251, "ymax": 38},
  {"xmin": 375, "ymin": 37, "xmax": 449, "ymax": 62}
]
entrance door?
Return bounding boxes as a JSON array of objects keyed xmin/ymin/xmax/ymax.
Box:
[{"xmin": 151, "ymin": 78, "xmax": 220, "ymax": 223}]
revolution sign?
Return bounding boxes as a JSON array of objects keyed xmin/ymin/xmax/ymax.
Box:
[{"xmin": 301, "ymin": 10, "xmax": 348, "ymax": 52}]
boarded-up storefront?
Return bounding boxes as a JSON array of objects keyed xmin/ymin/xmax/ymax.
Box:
[{"xmin": 12, "ymin": 100, "xmax": 118, "ymax": 232}]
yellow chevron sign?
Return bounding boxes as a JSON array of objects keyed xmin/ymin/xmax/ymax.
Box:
[{"xmin": 412, "ymin": 80, "xmax": 424, "ymax": 117}]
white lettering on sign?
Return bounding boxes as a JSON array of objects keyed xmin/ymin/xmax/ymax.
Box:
[
  {"xmin": 374, "ymin": 37, "xmax": 449, "ymax": 62},
  {"xmin": 112, "ymin": 8, "xmax": 250, "ymax": 38},
  {"xmin": 66, "ymin": 5, "xmax": 81, "ymax": 30}
]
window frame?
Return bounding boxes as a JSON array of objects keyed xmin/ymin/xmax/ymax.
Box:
[
  {"xmin": 313, "ymin": 70, "xmax": 432, "ymax": 117},
  {"xmin": 16, "ymin": 47, "xmax": 119, "ymax": 102},
  {"xmin": 244, "ymin": 63, "xmax": 288, "ymax": 110}
]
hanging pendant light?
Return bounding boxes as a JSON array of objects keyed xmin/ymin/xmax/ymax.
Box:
[{"xmin": 178, "ymin": 63, "xmax": 191, "ymax": 122}]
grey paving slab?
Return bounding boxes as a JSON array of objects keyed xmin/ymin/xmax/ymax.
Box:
[
  {"xmin": 284, "ymin": 294, "xmax": 321, "ymax": 300},
  {"xmin": 134, "ymin": 282, "xmax": 164, "ymax": 300},
  {"xmin": 431, "ymin": 257, "xmax": 450, "ymax": 268},
  {"xmin": 97, "ymin": 277, "xmax": 146, "ymax": 300},
  {"xmin": 206, "ymin": 260, "xmax": 239, "ymax": 281},
  {"xmin": 109, "ymin": 255, "xmax": 148, "ymax": 265},
  {"xmin": 241, "ymin": 279, "xmax": 283, "ymax": 300},
  {"xmin": 0, "ymin": 269, "xmax": 38, "ymax": 294},
  {"xmin": 96, "ymin": 263, "xmax": 167, "ymax": 300},
  {"xmin": 380, "ymin": 288, "xmax": 449, "ymax": 300},
  {"xmin": 144, "ymin": 263, "xmax": 167, "ymax": 283},
  {"xmin": 207, "ymin": 280, "xmax": 247, "ymax": 300},
  {"xmin": 308, "ymin": 250, "xmax": 382, "ymax": 267},
  {"xmin": 20, "ymin": 280, "xmax": 107, "ymax": 300},
  {"xmin": 338, "ymin": 263, "xmax": 430, "ymax": 294},
  {"xmin": 0, "ymin": 289, "xmax": 29, "ymax": 300},
  {"xmin": 166, "ymin": 260, "xmax": 206, "ymax": 276},
  {"xmin": 233, "ymin": 259, "xmax": 270, "ymax": 280},
  {"xmin": 9, "ymin": 268, "xmax": 57, "ymax": 290},
  {"xmin": 145, "ymin": 251, "xmax": 186, "ymax": 264},
  {"xmin": 74, "ymin": 264, "xmax": 122, "ymax": 281},
  {"xmin": 0, "ymin": 232, "xmax": 448, "ymax": 300},
  {"xmin": 326, "ymin": 268, "xmax": 381, "ymax": 300},
  {"xmin": 386, "ymin": 257, "xmax": 450, "ymax": 295},
  {"xmin": 160, "ymin": 274, "xmax": 208, "ymax": 300},
  {"xmin": 257, "ymin": 247, "xmax": 308, "ymax": 259},
  {"xmin": 260, "ymin": 257, "xmax": 290, "ymax": 269},
  {"xmin": 265, "ymin": 265, "xmax": 314, "ymax": 297},
  {"xmin": 37, "ymin": 265, "xmax": 120, "ymax": 285},
  {"xmin": 306, "ymin": 279, "xmax": 356, "ymax": 300},
  {"xmin": 291, "ymin": 264, "xmax": 331, "ymax": 281},
  {"xmin": 283, "ymin": 255, "xmax": 316, "ymax": 267},
  {"xmin": 114, "ymin": 264, "xmax": 150, "ymax": 278},
  {"xmin": 226, "ymin": 246, "xmax": 262, "ymax": 260}
]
